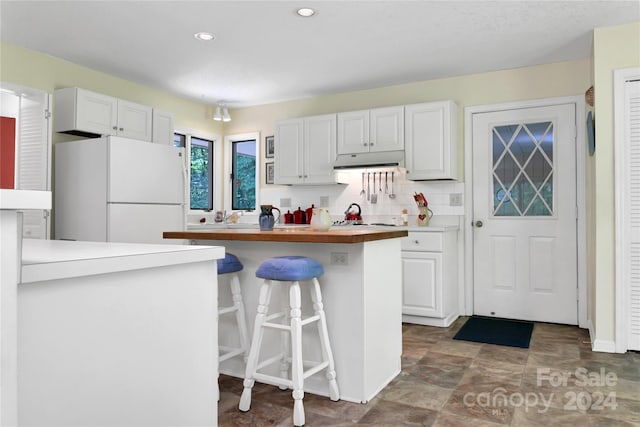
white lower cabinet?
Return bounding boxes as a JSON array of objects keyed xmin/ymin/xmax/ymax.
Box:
[{"xmin": 401, "ymin": 229, "xmax": 458, "ymax": 327}]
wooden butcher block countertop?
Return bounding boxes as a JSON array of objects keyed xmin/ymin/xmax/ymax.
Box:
[{"xmin": 163, "ymin": 227, "xmax": 408, "ymax": 244}]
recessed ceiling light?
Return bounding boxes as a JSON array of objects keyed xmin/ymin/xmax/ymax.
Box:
[
  {"xmin": 194, "ymin": 32, "xmax": 215, "ymax": 41},
  {"xmin": 296, "ymin": 7, "xmax": 316, "ymax": 17}
]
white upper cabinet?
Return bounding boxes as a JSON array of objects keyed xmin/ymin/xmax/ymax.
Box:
[
  {"xmin": 337, "ymin": 106, "xmax": 404, "ymax": 154},
  {"xmin": 54, "ymin": 87, "xmax": 152, "ymax": 141},
  {"xmin": 274, "ymin": 118, "xmax": 304, "ymax": 184},
  {"xmin": 54, "ymin": 87, "xmax": 116, "ymax": 136},
  {"xmin": 304, "ymin": 114, "xmax": 337, "ymax": 184},
  {"xmin": 337, "ymin": 110, "xmax": 368, "ymax": 154},
  {"xmin": 274, "ymin": 114, "xmax": 336, "ymax": 185},
  {"xmin": 115, "ymin": 99, "xmax": 152, "ymax": 141},
  {"xmin": 151, "ymin": 109, "xmax": 175, "ymax": 145},
  {"xmin": 370, "ymin": 106, "xmax": 404, "ymax": 152},
  {"xmin": 404, "ymin": 100, "xmax": 459, "ymax": 181}
]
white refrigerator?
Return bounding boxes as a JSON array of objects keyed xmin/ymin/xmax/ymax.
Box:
[{"xmin": 55, "ymin": 136, "xmax": 185, "ymax": 244}]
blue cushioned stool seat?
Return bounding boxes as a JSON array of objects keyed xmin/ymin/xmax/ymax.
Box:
[
  {"xmin": 256, "ymin": 256, "xmax": 324, "ymax": 281},
  {"xmin": 218, "ymin": 253, "xmax": 244, "ymax": 275}
]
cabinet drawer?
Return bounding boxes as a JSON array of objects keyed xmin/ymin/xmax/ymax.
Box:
[{"xmin": 401, "ymin": 232, "xmax": 443, "ymax": 252}]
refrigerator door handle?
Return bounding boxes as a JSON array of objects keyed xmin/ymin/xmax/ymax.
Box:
[{"xmin": 180, "ymin": 149, "xmax": 188, "ymax": 230}]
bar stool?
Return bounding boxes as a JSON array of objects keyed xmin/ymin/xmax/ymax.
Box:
[
  {"xmin": 217, "ymin": 253, "xmax": 250, "ymax": 401},
  {"xmin": 239, "ymin": 256, "xmax": 339, "ymax": 427}
]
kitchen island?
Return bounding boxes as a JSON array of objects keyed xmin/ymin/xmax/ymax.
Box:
[
  {"xmin": 18, "ymin": 239, "xmax": 224, "ymax": 426},
  {"xmin": 164, "ymin": 227, "xmax": 407, "ymax": 403}
]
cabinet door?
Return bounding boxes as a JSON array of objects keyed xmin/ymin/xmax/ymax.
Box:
[
  {"xmin": 76, "ymin": 88, "xmax": 118, "ymax": 136},
  {"xmin": 116, "ymin": 99, "xmax": 153, "ymax": 141},
  {"xmin": 152, "ymin": 109, "xmax": 175, "ymax": 145},
  {"xmin": 304, "ymin": 114, "xmax": 337, "ymax": 184},
  {"xmin": 370, "ymin": 106, "xmax": 404, "ymax": 152},
  {"xmin": 405, "ymin": 101, "xmax": 458, "ymax": 180},
  {"xmin": 337, "ymin": 110, "xmax": 369, "ymax": 154},
  {"xmin": 401, "ymin": 251, "xmax": 443, "ymax": 317},
  {"xmin": 274, "ymin": 118, "xmax": 304, "ymax": 184}
]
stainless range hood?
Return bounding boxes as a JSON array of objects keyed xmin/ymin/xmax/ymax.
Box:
[{"xmin": 333, "ymin": 150, "xmax": 404, "ymax": 169}]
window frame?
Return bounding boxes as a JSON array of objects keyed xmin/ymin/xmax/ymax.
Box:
[
  {"xmin": 175, "ymin": 129, "xmax": 223, "ymax": 214},
  {"xmin": 224, "ymin": 131, "xmax": 260, "ymax": 212}
]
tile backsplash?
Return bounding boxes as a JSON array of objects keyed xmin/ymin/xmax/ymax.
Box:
[
  {"xmin": 188, "ymin": 168, "xmax": 464, "ymax": 225},
  {"xmin": 260, "ymin": 167, "xmax": 464, "ymax": 222}
]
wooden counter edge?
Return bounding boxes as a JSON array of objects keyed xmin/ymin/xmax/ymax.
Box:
[{"xmin": 163, "ymin": 229, "xmax": 408, "ymax": 244}]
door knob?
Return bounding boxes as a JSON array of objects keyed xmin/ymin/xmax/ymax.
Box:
[{"xmin": 474, "ymin": 220, "xmax": 483, "ymax": 228}]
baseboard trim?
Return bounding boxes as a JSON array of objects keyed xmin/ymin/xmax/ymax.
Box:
[
  {"xmin": 587, "ymin": 319, "xmax": 617, "ymax": 353},
  {"xmin": 402, "ymin": 312, "xmax": 458, "ymax": 327}
]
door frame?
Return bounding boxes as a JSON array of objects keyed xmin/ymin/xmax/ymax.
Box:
[{"xmin": 463, "ymin": 96, "xmax": 587, "ymax": 328}]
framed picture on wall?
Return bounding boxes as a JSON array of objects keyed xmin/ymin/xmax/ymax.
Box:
[
  {"xmin": 265, "ymin": 162, "xmax": 274, "ymax": 184},
  {"xmin": 265, "ymin": 135, "xmax": 275, "ymax": 158}
]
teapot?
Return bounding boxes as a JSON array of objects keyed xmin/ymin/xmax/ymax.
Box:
[
  {"xmin": 344, "ymin": 203, "xmax": 363, "ymax": 223},
  {"xmin": 310, "ymin": 208, "xmax": 332, "ymax": 231},
  {"xmin": 259, "ymin": 205, "xmax": 281, "ymax": 231}
]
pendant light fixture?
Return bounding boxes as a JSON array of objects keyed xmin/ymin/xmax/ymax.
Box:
[
  {"xmin": 213, "ymin": 103, "xmax": 231, "ymax": 122},
  {"xmin": 213, "ymin": 106, "xmax": 223, "ymax": 121}
]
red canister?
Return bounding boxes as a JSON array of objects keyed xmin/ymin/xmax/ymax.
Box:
[
  {"xmin": 305, "ymin": 204, "xmax": 315, "ymax": 224},
  {"xmin": 293, "ymin": 207, "xmax": 306, "ymax": 224},
  {"xmin": 283, "ymin": 210, "xmax": 294, "ymax": 224}
]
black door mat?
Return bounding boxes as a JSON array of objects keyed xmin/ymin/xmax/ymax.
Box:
[{"xmin": 453, "ymin": 316, "xmax": 534, "ymax": 348}]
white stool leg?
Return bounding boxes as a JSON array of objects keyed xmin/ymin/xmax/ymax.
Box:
[
  {"xmin": 289, "ymin": 282, "xmax": 305, "ymax": 427},
  {"xmin": 310, "ymin": 278, "xmax": 340, "ymax": 401},
  {"xmin": 279, "ymin": 282, "xmax": 290, "ymax": 390},
  {"xmin": 239, "ymin": 280, "xmax": 273, "ymax": 412},
  {"xmin": 229, "ymin": 273, "xmax": 250, "ymax": 360}
]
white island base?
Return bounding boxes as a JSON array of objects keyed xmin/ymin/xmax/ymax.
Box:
[
  {"xmin": 200, "ymin": 237, "xmax": 403, "ymax": 404},
  {"xmin": 18, "ymin": 239, "xmax": 224, "ymax": 427}
]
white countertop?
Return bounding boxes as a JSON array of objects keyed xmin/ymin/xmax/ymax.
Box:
[
  {"xmin": 187, "ymin": 214, "xmax": 460, "ymax": 233},
  {"xmin": 0, "ymin": 189, "xmax": 51, "ymax": 210},
  {"xmin": 21, "ymin": 239, "xmax": 225, "ymax": 284}
]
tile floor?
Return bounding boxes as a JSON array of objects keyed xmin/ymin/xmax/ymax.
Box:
[{"xmin": 218, "ymin": 317, "xmax": 640, "ymax": 426}]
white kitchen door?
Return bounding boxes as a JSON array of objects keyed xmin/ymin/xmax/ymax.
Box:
[
  {"xmin": 108, "ymin": 137, "xmax": 184, "ymax": 204},
  {"xmin": 472, "ymin": 103, "xmax": 577, "ymax": 324},
  {"xmin": 108, "ymin": 204, "xmax": 184, "ymax": 244}
]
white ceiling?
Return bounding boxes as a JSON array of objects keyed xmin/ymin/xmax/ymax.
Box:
[{"xmin": 1, "ymin": 1, "xmax": 638, "ymax": 108}]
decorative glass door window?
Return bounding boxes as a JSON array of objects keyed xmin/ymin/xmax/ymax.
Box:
[{"xmin": 492, "ymin": 121, "xmax": 554, "ymax": 216}]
